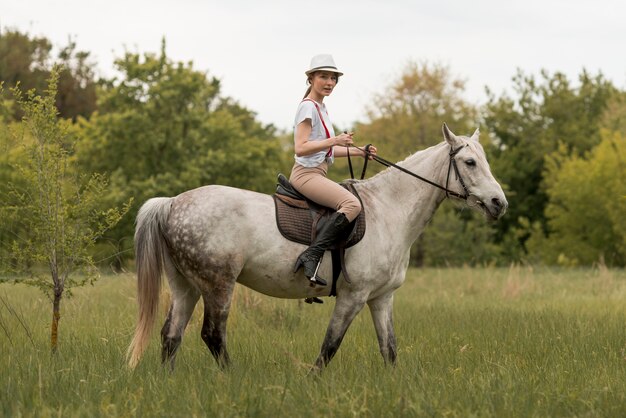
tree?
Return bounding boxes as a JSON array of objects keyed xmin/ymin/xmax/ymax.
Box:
[
  {"xmin": 349, "ymin": 62, "xmax": 494, "ymax": 266},
  {"xmin": 75, "ymin": 42, "xmax": 289, "ymax": 265},
  {"xmin": 418, "ymin": 202, "xmax": 502, "ymax": 266},
  {"xmin": 0, "ymin": 69, "xmax": 130, "ymax": 351},
  {"xmin": 350, "ymin": 61, "xmax": 477, "ymax": 171},
  {"xmin": 601, "ymin": 90, "xmax": 626, "ymax": 134},
  {"xmin": 54, "ymin": 40, "xmax": 98, "ymax": 121},
  {"xmin": 483, "ymin": 69, "xmax": 616, "ymax": 260},
  {"xmin": 0, "ymin": 28, "xmax": 98, "ymax": 121},
  {"xmin": 0, "ymin": 29, "xmax": 50, "ymax": 94},
  {"xmin": 0, "ymin": 92, "xmax": 28, "ymax": 265},
  {"xmin": 527, "ymin": 131, "xmax": 626, "ymax": 266}
]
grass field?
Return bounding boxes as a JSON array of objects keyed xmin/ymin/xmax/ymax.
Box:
[{"xmin": 1, "ymin": 266, "xmax": 625, "ymax": 417}]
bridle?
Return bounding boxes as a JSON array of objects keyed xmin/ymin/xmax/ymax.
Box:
[
  {"xmin": 445, "ymin": 144, "xmax": 471, "ymax": 200},
  {"xmin": 347, "ymin": 144, "xmax": 470, "ymax": 200}
]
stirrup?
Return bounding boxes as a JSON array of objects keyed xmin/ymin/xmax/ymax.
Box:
[
  {"xmin": 308, "ymin": 259, "xmax": 327, "ymax": 287},
  {"xmin": 304, "ymin": 297, "xmax": 324, "ymax": 304}
]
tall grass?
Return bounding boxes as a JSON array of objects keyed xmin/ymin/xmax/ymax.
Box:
[{"xmin": 1, "ymin": 266, "xmax": 625, "ymax": 417}]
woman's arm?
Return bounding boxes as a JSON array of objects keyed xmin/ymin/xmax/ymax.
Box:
[
  {"xmin": 333, "ymin": 143, "xmax": 378, "ymax": 159},
  {"xmin": 294, "ymin": 119, "xmax": 354, "ymax": 157}
]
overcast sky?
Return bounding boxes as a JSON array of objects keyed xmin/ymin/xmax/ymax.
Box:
[{"xmin": 4, "ymin": 0, "xmax": 626, "ymax": 132}]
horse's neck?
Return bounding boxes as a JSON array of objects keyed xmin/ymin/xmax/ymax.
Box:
[{"xmin": 364, "ymin": 142, "xmax": 450, "ymax": 246}]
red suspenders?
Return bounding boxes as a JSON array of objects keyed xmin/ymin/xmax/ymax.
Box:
[{"xmin": 302, "ymin": 98, "xmax": 333, "ymax": 158}]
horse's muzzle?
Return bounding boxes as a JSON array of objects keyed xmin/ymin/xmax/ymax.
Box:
[{"xmin": 486, "ymin": 196, "xmax": 508, "ymax": 220}]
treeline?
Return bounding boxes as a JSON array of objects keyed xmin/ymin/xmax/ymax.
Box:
[
  {"xmin": 1, "ymin": 29, "xmax": 624, "ymax": 268},
  {"xmin": 348, "ymin": 64, "xmax": 626, "ymax": 267},
  {"xmin": 0, "ymin": 30, "xmax": 292, "ymax": 270}
]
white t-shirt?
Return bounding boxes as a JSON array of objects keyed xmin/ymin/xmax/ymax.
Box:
[{"xmin": 293, "ymin": 100, "xmax": 335, "ymax": 167}]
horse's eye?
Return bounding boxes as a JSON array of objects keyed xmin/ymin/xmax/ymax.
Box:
[{"xmin": 465, "ymin": 159, "xmax": 476, "ymax": 167}]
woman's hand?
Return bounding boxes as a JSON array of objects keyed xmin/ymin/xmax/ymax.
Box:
[
  {"xmin": 333, "ymin": 132, "xmax": 354, "ymax": 147},
  {"xmin": 365, "ymin": 145, "xmax": 378, "ymax": 160}
]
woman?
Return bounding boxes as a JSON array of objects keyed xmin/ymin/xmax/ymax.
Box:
[{"xmin": 290, "ymin": 54, "xmax": 377, "ymax": 286}]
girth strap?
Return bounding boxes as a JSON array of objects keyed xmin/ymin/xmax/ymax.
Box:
[
  {"xmin": 330, "ymin": 250, "xmax": 341, "ymax": 297},
  {"xmin": 330, "ymin": 248, "xmax": 352, "ymax": 297}
]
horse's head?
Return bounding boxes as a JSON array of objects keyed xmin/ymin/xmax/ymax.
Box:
[{"xmin": 442, "ymin": 123, "xmax": 508, "ymax": 220}]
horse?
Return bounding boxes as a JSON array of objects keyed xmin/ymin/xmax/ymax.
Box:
[{"xmin": 127, "ymin": 123, "xmax": 508, "ymax": 371}]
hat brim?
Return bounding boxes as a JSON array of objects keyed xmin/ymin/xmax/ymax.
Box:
[{"xmin": 305, "ymin": 67, "xmax": 344, "ymax": 76}]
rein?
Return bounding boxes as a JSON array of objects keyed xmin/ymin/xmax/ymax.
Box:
[
  {"xmin": 349, "ymin": 144, "xmax": 469, "ymax": 200},
  {"xmin": 346, "ymin": 143, "xmax": 372, "ymax": 180}
]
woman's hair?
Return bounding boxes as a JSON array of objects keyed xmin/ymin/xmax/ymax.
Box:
[{"xmin": 303, "ymin": 72, "xmax": 340, "ymax": 99}]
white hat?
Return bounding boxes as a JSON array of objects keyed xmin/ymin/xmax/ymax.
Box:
[{"xmin": 305, "ymin": 54, "xmax": 344, "ymax": 76}]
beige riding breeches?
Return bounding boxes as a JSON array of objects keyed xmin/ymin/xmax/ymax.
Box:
[{"xmin": 289, "ymin": 162, "xmax": 362, "ymax": 222}]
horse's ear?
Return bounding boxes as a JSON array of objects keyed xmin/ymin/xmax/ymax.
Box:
[
  {"xmin": 442, "ymin": 123, "xmax": 460, "ymax": 147},
  {"xmin": 470, "ymin": 128, "xmax": 480, "ymax": 142}
]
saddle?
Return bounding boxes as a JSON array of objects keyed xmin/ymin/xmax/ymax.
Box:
[{"xmin": 273, "ymin": 174, "xmax": 366, "ymax": 296}]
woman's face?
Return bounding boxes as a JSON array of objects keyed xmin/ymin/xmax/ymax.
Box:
[{"xmin": 310, "ymin": 71, "xmax": 338, "ymax": 98}]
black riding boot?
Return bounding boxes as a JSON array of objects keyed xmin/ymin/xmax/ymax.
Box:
[{"xmin": 294, "ymin": 212, "xmax": 351, "ymax": 286}]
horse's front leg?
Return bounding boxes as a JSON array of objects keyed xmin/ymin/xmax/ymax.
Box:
[
  {"xmin": 367, "ymin": 292, "xmax": 397, "ymax": 365},
  {"xmin": 313, "ymin": 293, "xmax": 367, "ymax": 371}
]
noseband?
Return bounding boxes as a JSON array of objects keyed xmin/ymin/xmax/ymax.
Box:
[{"xmin": 355, "ymin": 144, "xmax": 470, "ymax": 200}]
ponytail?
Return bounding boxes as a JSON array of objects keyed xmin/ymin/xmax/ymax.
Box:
[
  {"xmin": 303, "ymin": 73, "xmax": 313, "ymax": 99},
  {"xmin": 302, "ymin": 85, "xmax": 312, "ymax": 99}
]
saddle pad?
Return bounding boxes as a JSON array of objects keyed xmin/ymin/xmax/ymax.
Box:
[{"xmin": 273, "ymin": 184, "xmax": 366, "ymax": 248}]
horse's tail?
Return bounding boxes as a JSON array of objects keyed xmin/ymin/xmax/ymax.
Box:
[{"xmin": 127, "ymin": 197, "xmax": 172, "ymax": 369}]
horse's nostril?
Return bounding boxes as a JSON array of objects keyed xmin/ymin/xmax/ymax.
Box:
[{"xmin": 492, "ymin": 198, "xmax": 501, "ymax": 208}]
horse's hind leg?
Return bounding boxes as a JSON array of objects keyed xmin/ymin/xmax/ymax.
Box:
[
  {"xmin": 367, "ymin": 292, "xmax": 397, "ymax": 365},
  {"xmin": 199, "ymin": 279, "xmax": 236, "ymax": 368},
  {"xmin": 161, "ymin": 261, "xmax": 200, "ymax": 370}
]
